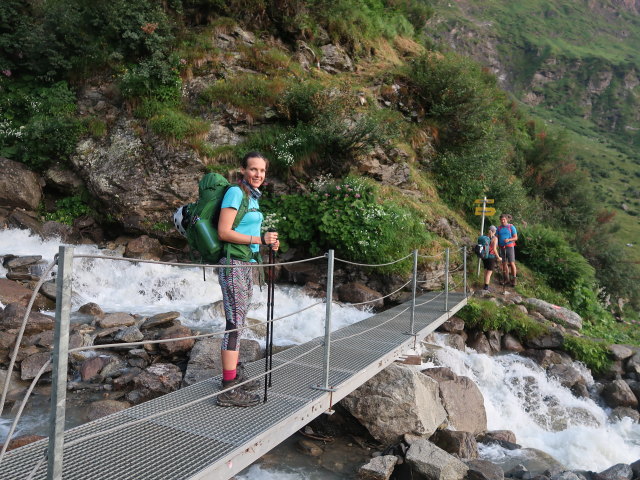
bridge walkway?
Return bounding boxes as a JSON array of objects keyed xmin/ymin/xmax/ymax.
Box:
[{"xmin": 1, "ymin": 291, "xmax": 467, "ymax": 480}]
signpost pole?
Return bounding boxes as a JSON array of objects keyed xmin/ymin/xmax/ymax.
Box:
[{"xmin": 477, "ymin": 196, "xmax": 487, "ymax": 277}]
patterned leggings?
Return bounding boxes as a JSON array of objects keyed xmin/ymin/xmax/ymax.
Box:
[{"xmin": 218, "ymin": 258, "xmax": 253, "ymax": 351}]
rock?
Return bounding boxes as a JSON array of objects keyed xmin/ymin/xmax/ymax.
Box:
[
  {"xmin": 609, "ymin": 344, "xmax": 634, "ymax": 361},
  {"xmin": 0, "ymin": 280, "xmax": 51, "ymax": 310},
  {"xmin": 602, "ymin": 380, "xmax": 638, "ymax": 408},
  {"xmin": 7, "ymin": 210, "xmax": 42, "ymax": 234},
  {"xmin": 320, "ymin": 44, "xmax": 354, "ymax": 73},
  {"xmin": 358, "ymin": 455, "xmax": 398, "ymax": 480},
  {"xmin": 487, "ymin": 330, "xmax": 501, "ymax": 353},
  {"xmin": 546, "ymin": 364, "xmax": 585, "ymax": 388},
  {"xmin": 524, "ymin": 299, "xmax": 582, "ymax": 330},
  {"xmin": 40, "ymin": 280, "xmax": 57, "ymax": 300},
  {"xmin": 124, "ymin": 235, "xmax": 163, "ymax": 260},
  {"xmin": 114, "ymin": 326, "xmax": 144, "ymax": 343},
  {"xmin": 464, "ymin": 459, "xmax": 505, "ymax": 480},
  {"xmin": 439, "ymin": 316, "xmax": 465, "ymax": 333},
  {"xmin": 78, "ymin": 302, "xmax": 104, "ymax": 317},
  {"xmin": 158, "ymin": 325, "xmax": 195, "ymax": 356},
  {"xmin": 422, "ymin": 368, "xmax": 487, "ymax": 434},
  {"xmin": 100, "ymin": 355, "xmax": 129, "ymax": 378},
  {"xmin": 1, "ymin": 302, "xmax": 55, "ymax": 334},
  {"xmin": 441, "ymin": 333, "xmax": 466, "ymax": 351},
  {"xmin": 337, "ymin": 282, "xmax": 384, "ymax": 310},
  {"xmin": 405, "ymin": 438, "xmax": 468, "ymax": 480},
  {"xmin": 126, "ymin": 363, "xmax": 182, "ymax": 404},
  {"xmin": 86, "ymin": 399, "xmax": 131, "ymax": 421},
  {"xmin": 44, "ymin": 164, "xmax": 85, "ymax": 193},
  {"xmin": 502, "ymin": 333, "xmax": 525, "ymax": 352},
  {"xmin": 466, "ymin": 331, "xmax": 492, "ymax": 355},
  {"xmin": 0, "ymin": 158, "xmax": 42, "ymax": 210},
  {"xmin": 341, "ymin": 363, "xmax": 447, "ymax": 445},
  {"xmin": 79, "ymin": 356, "xmax": 110, "ymax": 381},
  {"xmin": 476, "ymin": 431, "xmax": 520, "ymax": 450},
  {"xmin": 524, "ymin": 328, "xmax": 565, "ymax": 349},
  {"xmin": 431, "ymin": 430, "xmax": 478, "ymax": 459},
  {"xmin": 20, "ymin": 351, "xmax": 52, "ymax": 380},
  {"xmin": 609, "ymin": 407, "xmax": 640, "ymax": 423},
  {"xmin": 0, "ymin": 368, "xmax": 29, "ymax": 400},
  {"xmin": 630, "ymin": 460, "xmax": 640, "ymax": 480},
  {"xmin": 296, "ymin": 439, "xmax": 324, "ymax": 457},
  {"xmin": 522, "ymin": 349, "xmax": 568, "ymax": 368},
  {"xmin": 141, "ymin": 311, "xmax": 181, "ymax": 330},
  {"xmin": 596, "ymin": 464, "xmax": 633, "ymax": 480},
  {"xmin": 98, "ymin": 312, "xmax": 136, "ymax": 329},
  {"xmin": 4, "ymin": 255, "xmax": 42, "ymax": 269}
]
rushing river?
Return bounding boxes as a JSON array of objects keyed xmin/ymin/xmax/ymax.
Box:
[{"xmin": 1, "ymin": 228, "xmax": 640, "ymax": 478}]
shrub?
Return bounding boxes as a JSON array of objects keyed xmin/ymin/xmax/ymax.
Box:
[
  {"xmin": 562, "ymin": 335, "xmax": 611, "ymax": 374},
  {"xmin": 44, "ymin": 196, "xmax": 93, "ymax": 225},
  {"xmin": 0, "ymin": 80, "xmax": 83, "ymax": 170},
  {"xmin": 148, "ymin": 108, "xmax": 209, "ymax": 142},
  {"xmin": 261, "ymin": 175, "xmax": 431, "ymax": 273},
  {"xmin": 457, "ymin": 299, "xmax": 548, "ymax": 340}
]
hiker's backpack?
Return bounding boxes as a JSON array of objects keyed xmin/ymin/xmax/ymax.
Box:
[
  {"xmin": 474, "ymin": 235, "xmax": 491, "ymax": 259},
  {"xmin": 172, "ymin": 173, "xmax": 249, "ymax": 263}
]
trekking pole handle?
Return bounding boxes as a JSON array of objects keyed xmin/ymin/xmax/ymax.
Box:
[{"xmin": 266, "ymin": 228, "xmax": 277, "ymax": 249}]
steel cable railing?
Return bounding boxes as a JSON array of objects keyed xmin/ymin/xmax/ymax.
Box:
[
  {"xmin": 333, "ymin": 252, "xmax": 413, "ymax": 267},
  {"xmin": 0, "ymin": 245, "xmax": 467, "ymax": 478},
  {"xmin": 334, "ymin": 278, "xmax": 412, "ymax": 307}
]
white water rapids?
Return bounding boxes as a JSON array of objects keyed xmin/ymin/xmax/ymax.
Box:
[{"xmin": 1, "ymin": 228, "xmax": 639, "ymax": 478}]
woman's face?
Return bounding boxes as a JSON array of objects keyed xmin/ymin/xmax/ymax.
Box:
[{"xmin": 241, "ymin": 156, "xmax": 267, "ymax": 189}]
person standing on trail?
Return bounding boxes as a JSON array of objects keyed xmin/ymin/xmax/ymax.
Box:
[
  {"xmin": 483, "ymin": 225, "xmax": 502, "ymax": 291},
  {"xmin": 497, "ymin": 213, "xmax": 518, "ymax": 286},
  {"xmin": 216, "ymin": 151, "xmax": 279, "ymax": 408}
]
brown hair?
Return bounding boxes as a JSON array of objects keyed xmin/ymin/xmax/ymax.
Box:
[{"xmin": 241, "ymin": 151, "xmax": 269, "ymax": 169}]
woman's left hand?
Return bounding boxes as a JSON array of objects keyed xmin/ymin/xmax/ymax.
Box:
[{"xmin": 271, "ymin": 239, "xmax": 280, "ymax": 251}]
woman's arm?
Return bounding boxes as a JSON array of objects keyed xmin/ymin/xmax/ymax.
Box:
[
  {"xmin": 218, "ymin": 207, "xmax": 258, "ymax": 245},
  {"xmin": 491, "ymin": 236, "xmax": 502, "ymax": 260}
]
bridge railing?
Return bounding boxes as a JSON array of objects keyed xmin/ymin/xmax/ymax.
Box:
[{"xmin": 0, "ymin": 244, "xmax": 468, "ymax": 479}]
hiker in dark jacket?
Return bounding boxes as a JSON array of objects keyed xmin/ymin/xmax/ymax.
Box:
[
  {"xmin": 216, "ymin": 151, "xmax": 279, "ymax": 407},
  {"xmin": 483, "ymin": 225, "xmax": 502, "ymax": 291}
]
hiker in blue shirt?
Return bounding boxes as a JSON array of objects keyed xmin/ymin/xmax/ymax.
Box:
[
  {"xmin": 482, "ymin": 226, "xmax": 502, "ymax": 291},
  {"xmin": 497, "ymin": 213, "xmax": 518, "ymax": 287},
  {"xmin": 216, "ymin": 151, "xmax": 279, "ymax": 408}
]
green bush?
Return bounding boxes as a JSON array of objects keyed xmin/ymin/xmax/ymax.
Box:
[
  {"xmin": 148, "ymin": 108, "xmax": 209, "ymax": 142},
  {"xmin": 261, "ymin": 175, "xmax": 431, "ymax": 273},
  {"xmin": 457, "ymin": 299, "xmax": 548, "ymax": 340},
  {"xmin": 44, "ymin": 196, "xmax": 93, "ymax": 225},
  {"xmin": 562, "ymin": 335, "xmax": 611, "ymax": 374},
  {"xmin": 517, "ymin": 225, "xmax": 595, "ymax": 293},
  {"xmin": 0, "ymin": 80, "xmax": 83, "ymax": 170}
]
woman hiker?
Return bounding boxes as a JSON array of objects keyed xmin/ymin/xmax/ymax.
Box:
[
  {"xmin": 483, "ymin": 225, "xmax": 502, "ymax": 291},
  {"xmin": 497, "ymin": 213, "xmax": 518, "ymax": 287},
  {"xmin": 216, "ymin": 151, "xmax": 279, "ymax": 408}
]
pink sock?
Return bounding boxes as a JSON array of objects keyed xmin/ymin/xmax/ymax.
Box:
[{"xmin": 222, "ymin": 369, "xmax": 236, "ymax": 381}]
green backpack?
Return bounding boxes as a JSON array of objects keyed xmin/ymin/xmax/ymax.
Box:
[{"xmin": 174, "ymin": 173, "xmax": 250, "ymax": 263}]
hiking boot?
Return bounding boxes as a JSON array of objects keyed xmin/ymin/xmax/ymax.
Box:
[
  {"xmin": 216, "ymin": 388, "xmax": 260, "ymax": 408},
  {"xmin": 511, "ymin": 277, "xmax": 517, "ymax": 287},
  {"xmin": 221, "ymin": 362, "xmax": 261, "ymax": 391}
]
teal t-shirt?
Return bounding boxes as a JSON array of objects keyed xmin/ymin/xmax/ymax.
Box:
[{"xmin": 221, "ymin": 186, "xmax": 263, "ymax": 254}]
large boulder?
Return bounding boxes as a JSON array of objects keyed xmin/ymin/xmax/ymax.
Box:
[
  {"xmin": 0, "ymin": 158, "xmax": 42, "ymax": 210},
  {"xmin": 422, "ymin": 367, "xmax": 487, "ymax": 434},
  {"xmin": 70, "ymin": 118, "xmax": 204, "ymax": 237},
  {"xmin": 341, "ymin": 363, "xmax": 447, "ymax": 446},
  {"xmin": 405, "ymin": 439, "xmax": 469, "ymax": 480},
  {"xmin": 602, "ymin": 380, "xmax": 638, "ymax": 409},
  {"xmin": 0, "ymin": 280, "xmax": 52, "ymax": 310},
  {"xmin": 524, "ymin": 298, "xmax": 582, "ymax": 330}
]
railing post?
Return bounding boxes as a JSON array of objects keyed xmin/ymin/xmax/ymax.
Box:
[
  {"xmin": 463, "ymin": 247, "xmax": 467, "ymax": 297},
  {"xmin": 409, "ymin": 249, "xmax": 418, "ymax": 335},
  {"xmin": 444, "ymin": 247, "xmax": 449, "ymax": 312},
  {"xmin": 321, "ymin": 250, "xmax": 334, "ymax": 390},
  {"xmin": 48, "ymin": 246, "xmax": 74, "ymax": 480}
]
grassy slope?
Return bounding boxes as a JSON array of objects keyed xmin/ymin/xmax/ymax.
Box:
[{"xmin": 427, "ymin": 0, "xmax": 640, "ymax": 261}]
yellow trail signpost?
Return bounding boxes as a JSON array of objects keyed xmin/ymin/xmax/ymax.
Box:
[{"xmin": 474, "ymin": 206, "xmax": 496, "ymax": 216}]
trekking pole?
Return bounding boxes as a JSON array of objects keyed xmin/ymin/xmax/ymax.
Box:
[{"xmin": 268, "ymin": 246, "xmax": 275, "ymax": 387}]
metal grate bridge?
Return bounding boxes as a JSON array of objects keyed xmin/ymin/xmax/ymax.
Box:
[{"xmin": 0, "ymin": 290, "xmax": 467, "ymax": 480}]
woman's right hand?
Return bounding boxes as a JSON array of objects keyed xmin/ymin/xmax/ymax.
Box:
[{"xmin": 263, "ymin": 231, "xmax": 278, "ymax": 246}]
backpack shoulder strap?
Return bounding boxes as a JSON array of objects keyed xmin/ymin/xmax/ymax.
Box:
[{"xmin": 232, "ymin": 191, "xmax": 250, "ymax": 230}]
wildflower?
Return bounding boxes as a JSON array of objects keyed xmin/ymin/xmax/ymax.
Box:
[
  {"xmin": 1, "ymin": 70, "xmax": 11, "ymax": 77},
  {"xmin": 355, "ymin": 193, "xmax": 361, "ymax": 198},
  {"xmin": 141, "ymin": 22, "xmax": 158, "ymax": 34}
]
